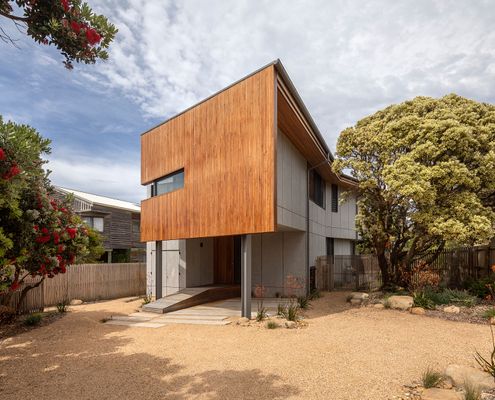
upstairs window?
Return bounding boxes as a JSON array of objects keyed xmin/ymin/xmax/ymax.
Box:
[
  {"xmin": 82, "ymin": 216, "xmax": 104, "ymax": 232},
  {"xmin": 309, "ymin": 169, "xmax": 325, "ymax": 209},
  {"xmin": 151, "ymin": 169, "xmax": 184, "ymax": 197},
  {"xmin": 331, "ymin": 184, "xmax": 339, "ymax": 212}
]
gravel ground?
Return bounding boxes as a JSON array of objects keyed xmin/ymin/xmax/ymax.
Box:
[{"xmin": 0, "ymin": 292, "xmax": 493, "ymax": 400}]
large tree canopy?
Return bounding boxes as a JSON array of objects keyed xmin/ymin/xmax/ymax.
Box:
[
  {"xmin": 334, "ymin": 94, "xmax": 495, "ymax": 289},
  {"xmin": 0, "ymin": 0, "xmax": 117, "ymax": 69}
]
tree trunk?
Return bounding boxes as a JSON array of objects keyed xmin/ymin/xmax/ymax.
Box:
[
  {"xmin": 15, "ymin": 278, "xmax": 44, "ymax": 313},
  {"xmin": 377, "ymin": 251, "xmax": 393, "ymax": 290}
]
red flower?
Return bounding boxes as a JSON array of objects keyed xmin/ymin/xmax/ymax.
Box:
[
  {"xmin": 35, "ymin": 235, "xmax": 50, "ymax": 244},
  {"xmin": 85, "ymin": 28, "xmax": 101, "ymax": 45},
  {"xmin": 0, "ymin": 148, "xmax": 5, "ymax": 160},
  {"xmin": 10, "ymin": 280, "xmax": 20, "ymax": 291},
  {"xmin": 53, "ymin": 231, "xmax": 60, "ymax": 244},
  {"xmin": 57, "ymin": 244, "xmax": 64, "ymax": 254},
  {"xmin": 50, "ymin": 199, "xmax": 58, "ymax": 210},
  {"xmin": 66, "ymin": 227, "xmax": 77, "ymax": 239},
  {"xmin": 71, "ymin": 21, "xmax": 81, "ymax": 34},
  {"xmin": 61, "ymin": 0, "xmax": 70, "ymax": 12},
  {"xmin": 69, "ymin": 254, "xmax": 75, "ymax": 264},
  {"xmin": 60, "ymin": 265, "xmax": 66, "ymax": 273},
  {"xmin": 33, "ymin": 225, "xmax": 39, "ymax": 232},
  {"xmin": 41, "ymin": 227, "xmax": 49, "ymax": 235},
  {"xmin": 2, "ymin": 164, "xmax": 21, "ymax": 180}
]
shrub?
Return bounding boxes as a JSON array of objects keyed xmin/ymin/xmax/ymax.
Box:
[
  {"xmin": 266, "ymin": 321, "xmax": 278, "ymax": 329},
  {"xmin": 256, "ymin": 305, "xmax": 268, "ymax": 322},
  {"xmin": 142, "ymin": 294, "xmax": 152, "ymax": 305},
  {"xmin": 297, "ymin": 296, "xmax": 310, "ymax": 310},
  {"xmin": 421, "ymin": 367, "xmax": 444, "ymax": 388},
  {"xmin": 442, "ymin": 289, "xmax": 477, "ymax": 307},
  {"xmin": 0, "ymin": 305, "xmax": 16, "ymax": 324},
  {"xmin": 414, "ymin": 291, "xmax": 436, "ymax": 310},
  {"xmin": 24, "ymin": 313, "xmax": 43, "ymax": 326},
  {"xmin": 466, "ymin": 277, "xmax": 492, "ymax": 299},
  {"xmin": 56, "ymin": 301, "xmax": 68, "ymax": 313},
  {"xmin": 464, "ymin": 380, "xmax": 481, "ymax": 400},
  {"xmin": 482, "ymin": 308, "xmax": 495, "ymax": 319},
  {"xmin": 277, "ymin": 303, "xmax": 286, "ymax": 316}
]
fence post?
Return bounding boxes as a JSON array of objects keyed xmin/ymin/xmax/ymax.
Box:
[{"xmin": 328, "ymin": 257, "xmax": 334, "ymax": 291}]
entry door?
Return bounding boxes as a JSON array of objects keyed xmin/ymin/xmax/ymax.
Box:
[{"xmin": 214, "ymin": 236, "xmax": 240, "ymax": 285}]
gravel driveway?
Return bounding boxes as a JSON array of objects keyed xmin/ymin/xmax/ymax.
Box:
[{"xmin": 0, "ymin": 292, "xmax": 491, "ymax": 400}]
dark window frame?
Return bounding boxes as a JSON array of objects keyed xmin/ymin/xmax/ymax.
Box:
[
  {"xmin": 309, "ymin": 169, "xmax": 326, "ymax": 209},
  {"xmin": 331, "ymin": 184, "xmax": 339, "ymax": 213},
  {"xmin": 151, "ymin": 168, "xmax": 184, "ymax": 197}
]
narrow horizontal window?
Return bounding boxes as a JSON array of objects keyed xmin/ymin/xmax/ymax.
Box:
[{"xmin": 151, "ymin": 169, "xmax": 184, "ymax": 197}]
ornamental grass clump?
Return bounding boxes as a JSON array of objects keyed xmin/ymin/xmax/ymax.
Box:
[
  {"xmin": 421, "ymin": 367, "xmax": 444, "ymax": 388},
  {"xmin": 24, "ymin": 313, "xmax": 43, "ymax": 326}
]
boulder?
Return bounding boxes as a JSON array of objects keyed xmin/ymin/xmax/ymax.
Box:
[
  {"xmin": 374, "ymin": 303, "xmax": 385, "ymax": 309},
  {"xmin": 410, "ymin": 307, "xmax": 426, "ymax": 315},
  {"xmin": 285, "ymin": 321, "xmax": 296, "ymax": 329},
  {"xmin": 70, "ymin": 299, "xmax": 83, "ymax": 305},
  {"xmin": 444, "ymin": 306, "xmax": 460, "ymax": 314},
  {"xmin": 350, "ymin": 298, "xmax": 362, "ymax": 306},
  {"xmin": 350, "ymin": 292, "xmax": 369, "ymax": 300},
  {"xmin": 444, "ymin": 364, "xmax": 495, "ymax": 391},
  {"xmin": 387, "ymin": 295, "xmax": 413, "ymax": 310},
  {"xmin": 421, "ymin": 388, "xmax": 462, "ymax": 400}
]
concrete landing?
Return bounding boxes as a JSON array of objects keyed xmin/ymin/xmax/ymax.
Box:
[{"xmin": 142, "ymin": 285, "xmax": 240, "ymax": 314}]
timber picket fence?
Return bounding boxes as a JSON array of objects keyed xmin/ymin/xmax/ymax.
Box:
[{"xmin": 3, "ymin": 263, "xmax": 146, "ymax": 313}]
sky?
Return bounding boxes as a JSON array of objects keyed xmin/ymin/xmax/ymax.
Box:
[{"xmin": 0, "ymin": 0, "xmax": 494, "ymax": 203}]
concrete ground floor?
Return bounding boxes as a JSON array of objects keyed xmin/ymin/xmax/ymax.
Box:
[{"xmin": 146, "ymin": 231, "xmax": 356, "ymax": 302}]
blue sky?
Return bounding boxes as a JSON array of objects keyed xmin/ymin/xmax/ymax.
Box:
[{"xmin": 1, "ymin": 0, "xmax": 494, "ymax": 203}]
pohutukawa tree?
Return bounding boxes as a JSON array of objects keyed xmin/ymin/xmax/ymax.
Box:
[
  {"xmin": 0, "ymin": 0, "xmax": 117, "ymax": 69},
  {"xmin": 0, "ymin": 117, "xmax": 99, "ymax": 310},
  {"xmin": 333, "ymin": 94, "xmax": 495, "ymax": 290}
]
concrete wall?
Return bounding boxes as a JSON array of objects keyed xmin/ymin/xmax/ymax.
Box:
[
  {"xmin": 276, "ymin": 130, "xmax": 307, "ymax": 231},
  {"xmin": 185, "ymin": 238, "xmax": 214, "ymax": 287},
  {"xmin": 145, "ymin": 240, "xmax": 186, "ymax": 297},
  {"xmin": 251, "ymin": 231, "xmax": 306, "ymax": 297}
]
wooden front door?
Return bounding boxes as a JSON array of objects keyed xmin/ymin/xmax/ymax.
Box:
[{"xmin": 214, "ymin": 236, "xmax": 241, "ymax": 284}]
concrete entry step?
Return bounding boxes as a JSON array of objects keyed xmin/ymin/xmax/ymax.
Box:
[{"xmin": 142, "ymin": 285, "xmax": 240, "ymax": 314}]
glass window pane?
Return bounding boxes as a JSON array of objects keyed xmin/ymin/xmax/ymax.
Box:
[
  {"xmin": 154, "ymin": 169, "xmax": 184, "ymax": 196},
  {"xmin": 93, "ymin": 217, "xmax": 104, "ymax": 232}
]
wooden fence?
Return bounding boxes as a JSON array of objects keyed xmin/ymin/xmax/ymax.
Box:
[
  {"xmin": 315, "ymin": 245, "xmax": 495, "ymax": 292},
  {"xmin": 4, "ymin": 263, "xmax": 146, "ymax": 313}
]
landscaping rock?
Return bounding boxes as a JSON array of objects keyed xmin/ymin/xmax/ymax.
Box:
[
  {"xmin": 285, "ymin": 321, "xmax": 296, "ymax": 329},
  {"xmin": 350, "ymin": 298, "xmax": 362, "ymax": 306},
  {"xmin": 490, "ymin": 317, "xmax": 495, "ymax": 325},
  {"xmin": 443, "ymin": 306, "xmax": 460, "ymax": 314},
  {"xmin": 236, "ymin": 317, "xmax": 250, "ymax": 325},
  {"xmin": 374, "ymin": 303, "xmax": 385, "ymax": 309},
  {"xmin": 70, "ymin": 299, "xmax": 83, "ymax": 305},
  {"xmin": 444, "ymin": 364, "xmax": 495, "ymax": 391},
  {"xmin": 350, "ymin": 292, "xmax": 369, "ymax": 300},
  {"xmin": 421, "ymin": 388, "xmax": 462, "ymax": 400},
  {"xmin": 410, "ymin": 307, "xmax": 426, "ymax": 315},
  {"xmin": 387, "ymin": 295, "xmax": 413, "ymax": 310}
]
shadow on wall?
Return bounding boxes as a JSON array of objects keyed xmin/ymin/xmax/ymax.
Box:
[{"xmin": 0, "ymin": 310, "xmax": 300, "ymax": 400}]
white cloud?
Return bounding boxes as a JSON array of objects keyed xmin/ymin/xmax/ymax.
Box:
[
  {"xmin": 46, "ymin": 151, "xmax": 145, "ymax": 203},
  {"xmin": 87, "ymin": 0, "xmax": 495, "ymax": 149}
]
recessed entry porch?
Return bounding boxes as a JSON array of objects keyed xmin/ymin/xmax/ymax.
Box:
[{"xmin": 146, "ymin": 231, "xmax": 308, "ymax": 318}]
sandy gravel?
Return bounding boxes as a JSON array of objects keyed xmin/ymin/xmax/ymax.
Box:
[{"xmin": 0, "ymin": 292, "xmax": 492, "ymax": 400}]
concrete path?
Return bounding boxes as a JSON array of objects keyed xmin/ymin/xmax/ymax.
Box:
[{"xmin": 105, "ymin": 298, "xmax": 292, "ymax": 328}]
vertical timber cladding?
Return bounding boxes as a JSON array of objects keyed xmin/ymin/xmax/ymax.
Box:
[{"xmin": 141, "ymin": 66, "xmax": 277, "ymax": 241}]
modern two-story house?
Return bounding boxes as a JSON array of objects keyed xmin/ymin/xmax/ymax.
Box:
[{"xmin": 141, "ymin": 60, "xmax": 357, "ymax": 317}]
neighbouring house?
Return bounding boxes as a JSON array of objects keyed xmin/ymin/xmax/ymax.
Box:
[
  {"xmin": 140, "ymin": 60, "xmax": 357, "ymax": 316},
  {"xmin": 54, "ymin": 187, "xmax": 145, "ymax": 263}
]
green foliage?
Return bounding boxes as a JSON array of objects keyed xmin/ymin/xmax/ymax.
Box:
[
  {"xmin": 465, "ymin": 276, "xmax": 493, "ymax": 299},
  {"xmin": 142, "ymin": 294, "xmax": 152, "ymax": 305},
  {"xmin": 475, "ymin": 326, "xmax": 495, "ymax": 380},
  {"xmin": 23, "ymin": 312, "xmax": 42, "ymax": 326},
  {"xmin": 112, "ymin": 249, "xmax": 130, "ymax": 263},
  {"xmin": 421, "ymin": 367, "xmax": 444, "ymax": 388},
  {"xmin": 0, "ymin": 0, "xmax": 117, "ymax": 69},
  {"xmin": 0, "ymin": 117, "xmax": 92, "ymax": 310},
  {"xmin": 56, "ymin": 301, "xmax": 68, "ymax": 313},
  {"xmin": 482, "ymin": 308, "xmax": 495, "ymax": 319},
  {"xmin": 414, "ymin": 288, "xmax": 477, "ymax": 308},
  {"xmin": 76, "ymin": 225, "xmax": 105, "ymax": 263},
  {"xmin": 464, "ymin": 380, "xmax": 482, "ymax": 400},
  {"xmin": 279, "ymin": 302, "xmax": 299, "ymax": 321},
  {"xmin": 256, "ymin": 303, "xmax": 268, "ymax": 322},
  {"xmin": 413, "ymin": 291, "xmax": 436, "ymax": 310},
  {"xmin": 334, "ymin": 94, "xmax": 495, "ymax": 288},
  {"xmin": 297, "ymin": 295, "xmax": 310, "ymax": 310},
  {"xmin": 266, "ymin": 321, "xmax": 278, "ymax": 329}
]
